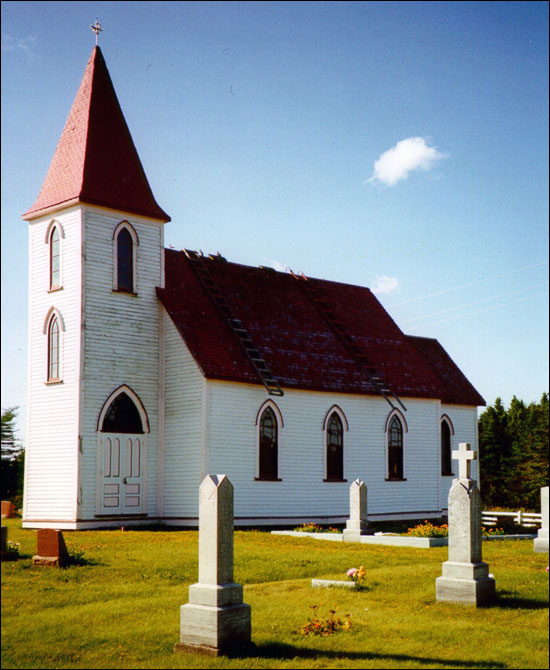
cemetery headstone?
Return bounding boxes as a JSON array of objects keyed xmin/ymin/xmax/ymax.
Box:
[
  {"xmin": 343, "ymin": 479, "xmax": 368, "ymax": 542},
  {"xmin": 32, "ymin": 528, "xmax": 69, "ymax": 567},
  {"xmin": 1, "ymin": 500, "xmax": 15, "ymax": 518},
  {"xmin": 175, "ymin": 474, "xmax": 252, "ymax": 657},
  {"xmin": 436, "ymin": 442, "xmax": 495, "ymax": 605},
  {"xmin": 534, "ymin": 486, "xmax": 549, "ymax": 553},
  {"xmin": 1, "ymin": 525, "xmax": 19, "ymax": 561}
]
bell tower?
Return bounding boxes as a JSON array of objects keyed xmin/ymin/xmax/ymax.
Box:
[{"xmin": 22, "ymin": 44, "xmax": 170, "ymax": 528}]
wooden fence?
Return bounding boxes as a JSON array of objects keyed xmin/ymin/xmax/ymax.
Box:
[{"xmin": 482, "ymin": 510, "xmax": 542, "ymax": 528}]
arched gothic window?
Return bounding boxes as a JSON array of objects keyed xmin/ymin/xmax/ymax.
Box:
[
  {"xmin": 258, "ymin": 406, "xmax": 278, "ymax": 480},
  {"xmin": 116, "ymin": 227, "xmax": 134, "ymax": 292},
  {"xmin": 101, "ymin": 392, "xmax": 145, "ymax": 434},
  {"xmin": 441, "ymin": 419, "xmax": 453, "ymax": 476},
  {"xmin": 326, "ymin": 413, "xmax": 344, "ymax": 481},
  {"xmin": 47, "ymin": 316, "xmax": 60, "ymax": 381},
  {"xmin": 49, "ymin": 226, "xmax": 61, "ymax": 289},
  {"xmin": 387, "ymin": 416, "xmax": 404, "ymax": 480}
]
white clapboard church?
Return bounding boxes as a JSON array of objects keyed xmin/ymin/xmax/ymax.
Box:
[{"xmin": 22, "ymin": 46, "xmax": 485, "ymax": 529}]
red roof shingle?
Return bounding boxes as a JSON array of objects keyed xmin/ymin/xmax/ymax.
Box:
[
  {"xmin": 406, "ymin": 335, "xmax": 485, "ymax": 406},
  {"xmin": 23, "ymin": 47, "xmax": 170, "ymax": 222},
  {"xmin": 158, "ymin": 250, "xmax": 485, "ymax": 406}
]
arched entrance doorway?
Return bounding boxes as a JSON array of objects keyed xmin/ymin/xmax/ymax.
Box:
[{"xmin": 97, "ymin": 387, "xmax": 148, "ymax": 515}]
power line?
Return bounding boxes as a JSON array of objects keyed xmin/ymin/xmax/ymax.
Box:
[
  {"xmin": 400, "ymin": 282, "xmax": 549, "ymax": 325},
  {"xmin": 406, "ymin": 291, "xmax": 549, "ymax": 331},
  {"xmin": 389, "ymin": 261, "xmax": 548, "ymax": 308}
]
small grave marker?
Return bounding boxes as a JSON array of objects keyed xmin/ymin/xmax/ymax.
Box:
[
  {"xmin": 1, "ymin": 526, "xmax": 19, "ymax": 561},
  {"xmin": 343, "ymin": 479, "xmax": 368, "ymax": 542},
  {"xmin": 534, "ymin": 486, "xmax": 549, "ymax": 553},
  {"xmin": 32, "ymin": 529, "xmax": 69, "ymax": 567},
  {"xmin": 1, "ymin": 501, "xmax": 15, "ymax": 519}
]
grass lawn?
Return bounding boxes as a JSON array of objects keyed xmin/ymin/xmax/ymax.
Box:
[{"xmin": 1, "ymin": 519, "xmax": 548, "ymax": 669}]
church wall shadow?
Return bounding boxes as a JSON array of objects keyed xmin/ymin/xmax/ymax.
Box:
[
  {"xmin": 252, "ymin": 642, "xmax": 506, "ymax": 668},
  {"xmin": 492, "ymin": 590, "xmax": 549, "ymax": 610}
]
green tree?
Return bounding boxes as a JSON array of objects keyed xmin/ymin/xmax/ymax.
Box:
[
  {"xmin": 1, "ymin": 406, "xmax": 24, "ymax": 508},
  {"xmin": 505, "ymin": 396, "xmax": 527, "ymax": 508},
  {"xmin": 478, "ymin": 394, "xmax": 549, "ymax": 510},
  {"xmin": 518, "ymin": 393, "xmax": 549, "ymax": 509},
  {"xmin": 478, "ymin": 397, "xmax": 509, "ymax": 507}
]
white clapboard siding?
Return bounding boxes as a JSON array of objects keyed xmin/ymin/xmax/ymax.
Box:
[
  {"xmin": 161, "ymin": 314, "xmax": 205, "ymax": 518},
  {"xmin": 23, "ymin": 208, "xmax": 83, "ymax": 524},
  {"xmin": 203, "ymin": 382, "xmax": 443, "ymax": 523},
  {"xmin": 78, "ymin": 207, "xmax": 163, "ymax": 521},
  {"xmin": 439, "ymin": 404, "xmax": 480, "ymax": 509}
]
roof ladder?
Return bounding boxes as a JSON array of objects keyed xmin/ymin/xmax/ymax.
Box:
[
  {"xmin": 183, "ymin": 250, "xmax": 284, "ymax": 397},
  {"xmin": 292, "ymin": 272, "xmax": 406, "ymax": 412}
]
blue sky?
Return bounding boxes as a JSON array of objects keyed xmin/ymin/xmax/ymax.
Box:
[{"xmin": 1, "ymin": 1, "xmax": 548, "ymax": 441}]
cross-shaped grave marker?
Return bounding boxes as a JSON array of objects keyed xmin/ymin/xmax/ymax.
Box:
[{"xmin": 452, "ymin": 442, "xmax": 477, "ymax": 479}]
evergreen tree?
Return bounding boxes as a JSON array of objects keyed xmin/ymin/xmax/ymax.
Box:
[
  {"xmin": 478, "ymin": 397, "xmax": 509, "ymax": 507},
  {"xmin": 519, "ymin": 393, "xmax": 549, "ymax": 509},
  {"xmin": 1, "ymin": 406, "xmax": 24, "ymax": 506},
  {"xmin": 478, "ymin": 394, "xmax": 549, "ymax": 510},
  {"xmin": 505, "ymin": 396, "xmax": 527, "ymax": 508}
]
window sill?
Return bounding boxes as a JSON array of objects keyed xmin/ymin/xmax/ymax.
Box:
[
  {"xmin": 385, "ymin": 477, "xmax": 407, "ymax": 482},
  {"xmin": 254, "ymin": 477, "xmax": 282, "ymax": 482},
  {"xmin": 45, "ymin": 379, "xmax": 63, "ymax": 385},
  {"xmin": 323, "ymin": 478, "xmax": 348, "ymax": 483},
  {"xmin": 48, "ymin": 285, "xmax": 63, "ymax": 293},
  {"xmin": 113, "ymin": 289, "xmax": 138, "ymax": 296}
]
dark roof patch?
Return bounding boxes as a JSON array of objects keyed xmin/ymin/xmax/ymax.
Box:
[{"xmin": 158, "ymin": 250, "xmax": 485, "ymax": 406}]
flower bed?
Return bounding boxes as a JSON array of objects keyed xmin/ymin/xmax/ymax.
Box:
[{"xmin": 292, "ymin": 522, "xmax": 341, "ymax": 534}]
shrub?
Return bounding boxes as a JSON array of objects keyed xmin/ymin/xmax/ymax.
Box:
[
  {"xmin": 298, "ymin": 605, "xmax": 351, "ymax": 636},
  {"xmin": 406, "ymin": 521, "xmax": 448, "ymax": 538},
  {"xmin": 482, "ymin": 526, "xmax": 506, "ymax": 536},
  {"xmin": 293, "ymin": 522, "xmax": 340, "ymax": 534}
]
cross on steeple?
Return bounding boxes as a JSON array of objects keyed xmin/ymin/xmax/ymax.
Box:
[
  {"xmin": 91, "ymin": 18, "xmax": 103, "ymax": 46},
  {"xmin": 452, "ymin": 442, "xmax": 477, "ymax": 479}
]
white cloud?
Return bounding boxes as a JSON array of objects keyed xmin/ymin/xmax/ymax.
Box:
[
  {"xmin": 371, "ymin": 276, "xmax": 399, "ymax": 295},
  {"xmin": 367, "ymin": 137, "xmax": 446, "ymax": 186},
  {"xmin": 1, "ymin": 33, "xmax": 37, "ymax": 58}
]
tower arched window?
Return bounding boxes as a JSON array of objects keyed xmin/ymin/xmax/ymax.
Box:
[
  {"xmin": 258, "ymin": 406, "xmax": 279, "ymax": 480},
  {"xmin": 47, "ymin": 316, "xmax": 60, "ymax": 381},
  {"xmin": 116, "ymin": 228, "xmax": 134, "ymax": 292},
  {"xmin": 49, "ymin": 226, "xmax": 61, "ymax": 289},
  {"xmin": 441, "ymin": 418, "xmax": 453, "ymax": 476},
  {"xmin": 387, "ymin": 416, "xmax": 404, "ymax": 480},
  {"xmin": 326, "ymin": 412, "xmax": 344, "ymax": 481}
]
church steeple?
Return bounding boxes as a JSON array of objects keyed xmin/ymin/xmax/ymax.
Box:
[{"xmin": 23, "ymin": 46, "xmax": 170, "ymax": 222}]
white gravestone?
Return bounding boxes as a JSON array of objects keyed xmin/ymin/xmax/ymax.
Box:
[
  {"xmin": 436, "ymin": 443, "xmax": 495, "ymax": 606},
  {"xmin": 175, "ymin": 475, "xmax": 251, "ymax": 656},
  {"xmin": 343, "ymin": 479, "xmax": 368, "ymax": 542},
  {"xmin": 534, "ymin": 486, "xmax": 549, "ymax": 553}
]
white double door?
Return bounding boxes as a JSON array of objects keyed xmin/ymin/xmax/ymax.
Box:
[{"xmin": 99, "ymin": 434, "xmax": 144, "ymax": 514}]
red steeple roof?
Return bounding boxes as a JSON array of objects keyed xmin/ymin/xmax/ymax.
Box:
[{"xmin": 23, "ymin": 46, "xmax": 170, "ymax": 222}]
